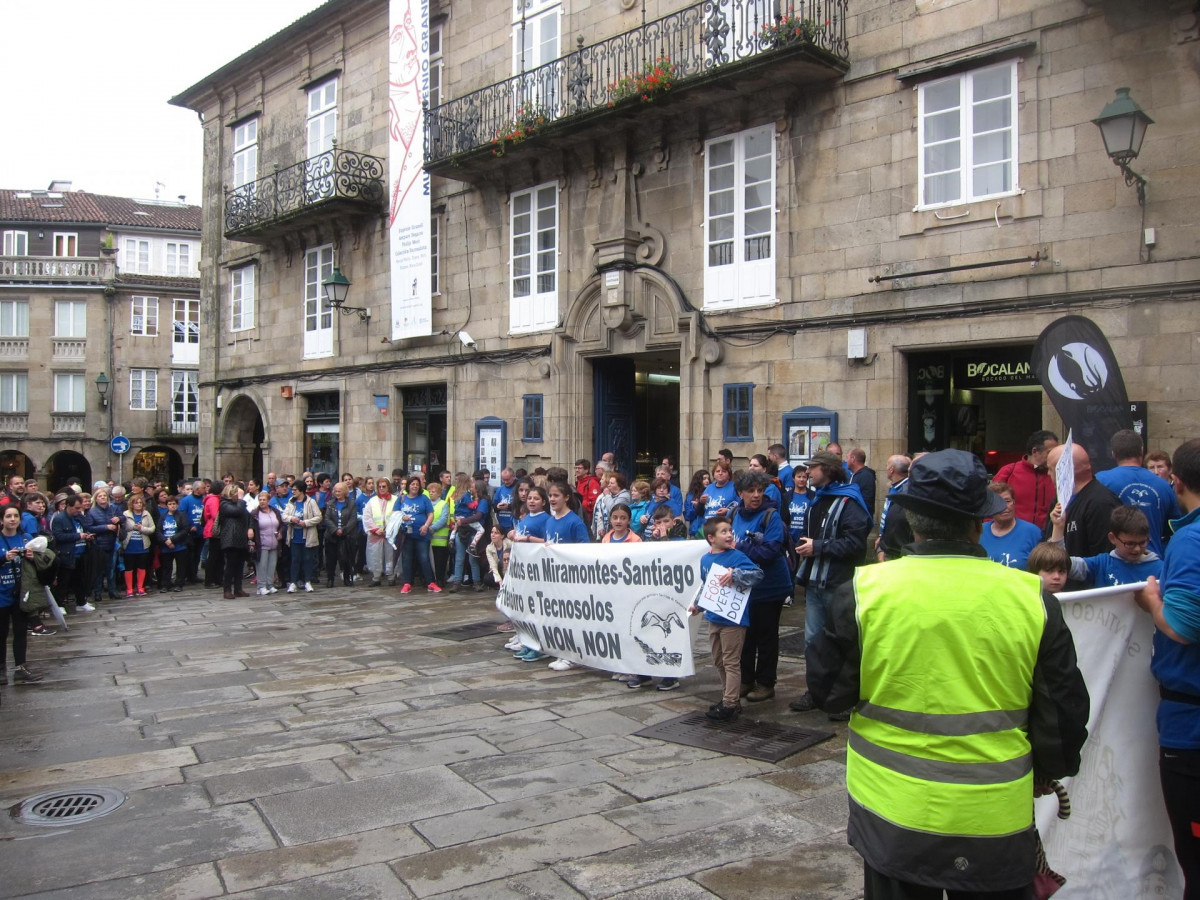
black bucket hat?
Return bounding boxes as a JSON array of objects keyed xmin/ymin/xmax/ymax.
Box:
[{"xmin": 891, "ymin": 449, "xmax": 1006, "ymax": 519}]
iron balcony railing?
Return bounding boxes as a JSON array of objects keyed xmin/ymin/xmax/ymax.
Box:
[
  {"xmin": 224, "ymin": 146, "xmax": 386, "ymax": 235},
  {"xmin": 156, "ymin": 409, "xmax": 199, "ymax": 436},
  {"xmin": 426, "ymin": 0, "xmax": 848, "ymax": 164}
]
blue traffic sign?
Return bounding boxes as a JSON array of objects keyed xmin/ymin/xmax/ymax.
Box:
[{"xmin": 110, "ymin": 435, "xmax": 131, "ymax": 455}]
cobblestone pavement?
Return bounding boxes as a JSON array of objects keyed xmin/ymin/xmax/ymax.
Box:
[{"xmin": 0, "ymin": 579, "xmax": 863, "ymax": 899}]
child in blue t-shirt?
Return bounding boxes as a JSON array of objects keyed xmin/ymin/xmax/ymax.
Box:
[
  {"xmin": 157, "ymin": 496, "xmax": 188, "ymax": 593},
  {"xmin": 981, "ymin": 483, "xmax": 1043, "ymax": 571},
  {"xmin": 687, "ymin": 517, "xmax": 763, "ymax": 722},
  {"xmin": 1051, "ymin": 503, "xmax": 1163, "ymax": 587}
]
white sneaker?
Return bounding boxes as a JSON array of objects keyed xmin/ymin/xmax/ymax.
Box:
[
  {"xmin": 303, "ymin": 582, "xmax": 314, "ymax": 592},
  {"xmin": 286, "ymin": 583, "xmax": 297, "ymax": 593},
  {"xmin": 268, "ymin": 586, "xmax": 278, "ymax": 594},
  {"xmin": 257, "ymin": 587, "xmax": 267, "ymax": 596},
  {"xmin": 504, "ymin": 638, "xmax": 522, "ymax": 651},
  {"xmin": 77, "ymin": 602, "xmax": 96, "ymax": 612},
  {"xmin": 548, "ymin": 659, "xmax": 580, "ymax": 671},
  {"xmin": 611, "ymin": 672, "xmax": 626, "ymax": 680}
]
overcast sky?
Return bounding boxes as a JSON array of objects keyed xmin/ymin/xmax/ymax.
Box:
[{"xmin": 1, "ymin": 1, "xmax": 329, "ymax": 205}]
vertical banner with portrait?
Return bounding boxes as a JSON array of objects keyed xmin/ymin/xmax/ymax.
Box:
[
  {"xmin": 782, "ymin": 407, "xmax": 839, "ymax": 467},
  {"xmin": 475, "ymin": 416, "xmax": 506, "ymax": 480},
  {"xmin": 388, "ymin": 0, "xmax": 433, "ymax": 340}
]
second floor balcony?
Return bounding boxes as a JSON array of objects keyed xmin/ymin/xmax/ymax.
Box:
[
  {"xmin": 0, "ymin": 256, "xmax": 114, "ymax": 284},
  {"xmin": 426, "ymin": 0, "xmax": 849, "ymax": 180},
  {"xmin": 224, "ymin": 146, "xmax": 386, "ymax": 243}
]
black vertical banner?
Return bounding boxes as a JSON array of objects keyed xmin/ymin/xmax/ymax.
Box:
[{"xmin": 1031, "ymin": 316, "xmax": 1133, "ymax": 472}]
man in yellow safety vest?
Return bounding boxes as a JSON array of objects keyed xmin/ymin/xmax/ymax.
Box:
[{"xmin": 806, "ymin": 448, "xmax": 1090, "ymax": 899}]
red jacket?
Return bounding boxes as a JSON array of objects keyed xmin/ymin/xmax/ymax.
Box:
[
  {"xmin": 575, "ymin": 475, "xmax": 603, "ymax": 521},
  {"xmin": 994, "ymin": 457, "xmax": 1055, "ymax": 530}
]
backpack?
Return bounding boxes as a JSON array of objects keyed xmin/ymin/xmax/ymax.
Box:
[{"xmin": 762, "ymin": 508, "xmax": 799, "ymax": 576}]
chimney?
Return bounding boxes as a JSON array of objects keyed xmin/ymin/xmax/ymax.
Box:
[{"xmin": 47, "ymin": 180, "xmax": 72, "ymax": 192}]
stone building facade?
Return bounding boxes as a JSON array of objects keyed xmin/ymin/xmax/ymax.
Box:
[
  {"xmin": 174, "ymin": 0, "xmax": 1199, "ymax": 509},
  {"xmin": 0, "ymin": 185, "xmax": 201, "ymax": 491}
]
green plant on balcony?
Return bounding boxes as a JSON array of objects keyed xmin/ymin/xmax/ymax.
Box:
[
  {"xmin": 491, "ymin": 106, "xmax": 550, "ymax": 157},
  {"xmin": 606, "ymin": 56, "xmax": 678, "ymax": 107},
  {"xmin": 759, "ymin": 11, "xmax": 827, "ymax": 48}
]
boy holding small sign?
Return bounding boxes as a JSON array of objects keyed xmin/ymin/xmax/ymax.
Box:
[{"xmin": 689, "ymin": 517, "xmax": 763, "ymax": 721}]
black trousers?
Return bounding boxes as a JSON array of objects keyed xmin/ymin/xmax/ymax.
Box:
[
  {"xmin": 740, "ymin": 596, "xmax": 785, "ymax": 688},
  {"xmin": 222, "ymin": 547, "xmax": 247, "ymax": 593},
  {"xmin": 864, "ymin": 864, "xmax": 1033, "ymax": 900},
  {"xmin": 0, "ymin": 603, "xmax": 29, "ymax": 669},
  {"xmin": 1162, "ymin": 746, "xmax": 1200, "ymax": 899}
]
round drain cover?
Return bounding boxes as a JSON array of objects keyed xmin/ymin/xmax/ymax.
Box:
[{"xmin": 11, "ymin": 787, "xmax": 126, "ymax": 826}]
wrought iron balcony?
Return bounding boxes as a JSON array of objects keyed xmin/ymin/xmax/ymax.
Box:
[
  {"xmin": 156, "ymin": 409, "xmax": 199, "ymax": 437},
  {"xmin": 224, "ymin": 146, "xmax": 386, "ymax": 242},
  {"xmin": 425, "ymin": 0, "xmax": 848, "ymax": 179}
]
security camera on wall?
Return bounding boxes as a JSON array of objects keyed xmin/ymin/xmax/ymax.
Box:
[{"xmin": 458, "ymin": 331, "xmax": 476, "ymax": 349}]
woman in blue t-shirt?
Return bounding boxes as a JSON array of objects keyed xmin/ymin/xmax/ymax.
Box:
[
  {"xmin": 511, "ymin": 485, "xmax": 550, "ymax": 543},
  {"xmin": 545, "ymin": 482, "xmax": 590, "ymax": 545},
  {"xmin": 0, "ymin": 505, "xmax": 40, "ymax": 683},
  {"xmin": 397, "ymin": 476, "xmax": 439, "ymax": 594}
]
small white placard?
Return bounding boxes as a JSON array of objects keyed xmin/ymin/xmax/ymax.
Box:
[
  {"xmin": 694, "ymin": 563, "xmax": 751, "ymax": 625},
  {"xmin": 1056, "ymin": 429, "xmax": 1075, "ymax": 512}
]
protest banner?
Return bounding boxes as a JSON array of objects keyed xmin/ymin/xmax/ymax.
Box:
[
  {"xmin": 694, "ymin": 563, "xmax": 750, "ymax": 625},
  {"xmin": 1035, "ymin": 583, "xmax": 1183, "ymax": 899},
  {"xmin": 497, "ymin": 541, "xmax": 705, "ymax": 676}
]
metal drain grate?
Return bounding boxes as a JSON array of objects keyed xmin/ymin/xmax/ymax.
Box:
[
  {"xmin": 420, "ymin": 621, "xmax": 506, "ymax": 642},
  {"xmin": 11, "ymin": 787, "xmax": 126, "ymax": 826},
  {"xmin": 635, "ymin": 711, "xmax": 834, "ymax": 763}
]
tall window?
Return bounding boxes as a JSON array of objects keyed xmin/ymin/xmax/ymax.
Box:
[
  {"xmin": 704, "ymin": 125, "xmax": 775, "ymax": 309},
  {"xmin": 171, "ymin": 371, "xmax": 198, "ymax": 431},
  {"xmin": 0, "ymin": 300, "xmax": 29, "ymax": 337},
  {"xmin": 509, "ymin": 182, "xmax": 557, "ymax": 334},
  {"xmin": 0, "ymin": 374, "xmax": 28, "ymax": 413},
  {"xmin": 2, "ymin": 231, "xmax": 28, "ymax": 256},
  {"xmin": 306, "ymin": 79, "xmax": 338, "ymax": 158},
  {"xmin": 53, "ymin": 373, "xmax": 85, "ymax": 412},
  {"xmin": 918, "ymin": 61, "xmax": 1017, "ymax": 209},
  {"xmin": 131, "ymin": 296, "xmax": 159, "ymax": 336},
  {"xmin": 303, "ymin": 245, "xmax": 334, "ymax": 358},
  {"xmin": 123, "ymin": 238, "xmax": 150, "ymax": 274},
  {"xmin": 231, "ymin": 265, "xmax": 256, "ymax": 331},
  {"xmin": 723, "ymin": 383, "xmax": 753, "ymax": 442},
  {"xmin": 53, "ymin": 233, "xmax": 78, "ymax": 257},
  {"xmin": 166, "ymin": 242, "xmax": 192, "ymax": 276},
  {"xmin": 232, "ymin": 118, "xmax": 259, "ymax": 191},
  {"xmin": 512, "ymin": 0, "xmax": 561, "ymax": 112},
  {"xmin": 430, "ymin": 216, "xmax": 440, "ymax": 295},
  {"xmin": 173, "ymin": 298, "xmax": 200, "ymax": 365},
  {"xmin": 429, "ymin": 25, "xmax": 443, "ymax": 109},
  {"xmin": 522, "ymin": 394, "xmax": 544, "ymax": 441},
  {"xmin": 54, "ymin": 300, "xmax": 86, "ymax": 337},
  {"xmin": 129, "ymin": 369, "xmax": 157, "ymax": 410}
]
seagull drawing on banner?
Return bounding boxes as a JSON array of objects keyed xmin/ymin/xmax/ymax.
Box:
[{"xmin": 641, "ymin": 610, "xmax": 684, "ymax": 636}]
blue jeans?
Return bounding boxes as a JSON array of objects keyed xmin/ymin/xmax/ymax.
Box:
[
  {"xmin": 401, "ymin": 536, "xmax": 434, "ymax": 586},
  {"xmin": 451, "ymin": 532, "xmax": 480, "ymax": 584},
  {"xmin": 804, "ymin": 584, "xmax": 836, "ymax": 646},
  {"xmin": 289, "ymin": 543, "xmax": 315, "ymax": 585}
]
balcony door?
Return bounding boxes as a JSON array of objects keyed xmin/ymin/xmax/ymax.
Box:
[
  {"xmin": 171, "ymin": 371, "xmax": 198, "ymax": 434},
  {"xmin": 303, "ymin": 245, "xmax": 335, "ymax": 359},
  {"xmin": 172, "ymin": 298, "xmax": 200, "ymax": 365},
  {"xmin": 306, "ymin": 79, "xmax": 338, "ymax": 201},
  {"xmin": 512, "ymin": 0, "xmax": 561, "ymax": 117}
]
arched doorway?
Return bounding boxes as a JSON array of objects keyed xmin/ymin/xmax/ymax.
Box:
[
  {"xmin": 45, "ymin": 450, "xmax": 91, "ymax": 493},
  {"xmin": 219, "ymin": 395, "xmax": 266, "ymax": 484},
  {"xmin": 132, "ymin": 446, "xmax": 183, "ymax": 489},
  {"xmin": 0, "ymin": 450, "xmax": 34, "ymax": 484}
]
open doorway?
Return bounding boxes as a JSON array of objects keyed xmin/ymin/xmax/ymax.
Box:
[{"xmin": 593, "ymin": 351, "xmax": 680, "ymax": 483}]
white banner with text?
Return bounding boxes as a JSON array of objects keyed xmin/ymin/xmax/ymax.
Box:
[
  {"xmin": 1035, "ymin": 583, "xmax": 1183, "ymax": 899},
  {"xmin": 497, "ymin": 542, "xmax": 706, "ymax": 676}
]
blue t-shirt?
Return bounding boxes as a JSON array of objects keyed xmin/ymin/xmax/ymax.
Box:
[
  {"xmin": 0, "ymin": 533, "xmax": 25, "ymax": 608},
  {"xmin": 730, "ymin": 505, "xmax": 792, "ymax": 602},
  {"xmin": 545, "ymin": 510, "xmax": 589, "ymax": 544},
  {"xmin": 699, "ymin": 547, "xmax": 758, "ymax": 627},
  {"xmin": 515, "ymin": 510, "xmax": 549, "ymax": 542},
  {"xmin": 646, "ymin": 495, "xmax": 682, "ymax": 525},
  {"xmin": 786, "ymin": 489, "xmax": 813, "ymax": 543},
  {"xmin": 1096, "ymin": 465, "xmax": 1181, "ymax": 556},
  {"xmin": 493, "ymin": 482, "xmax": 516, "ymax": 531},
  {"xmin": 160, "ymin": 512, "xmax": 185, "ymax": 552},
  {"xmin": 179, "ymin": 493, "xmax": 205, "ymax": 530},
  {"xmin": 398, "ymin": 494, "xmax": 434, "ymax": 535},
  {"xmin": 764, "ymin": 482, "xmax": 783, "ymax": 509},
  {"xmin": 981, "ymin": 519, "xmax": 1043, "ymax": 570},
  {"xmin": 1152, "ymin": 508, "xmax": 1200, "ymax": 749},
  {"xmin": 1073, "ymin": 549, "xmax": 1161, "ymax": 588},
  {"xmin": 125, "ymin": 513, "xmax": 149, "ymax": 554},
  {"xmin": 701, "ymin": 482, "xmax": 739, "ymax": 521},
  {"xmin": 778, "ymin": 463, "xmax": 794, "ymax": 488}
]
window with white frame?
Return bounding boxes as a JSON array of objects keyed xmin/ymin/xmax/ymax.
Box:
[
  {"xmin": 232, "ymin": 117, "xmax": 259, "ymax": 191},
  {"xmin": 53, "ymin": 233, "xmax": 78, "ymax": 257},
  {"xmin": 0, "ymin": 300, "xmax": 29, "ymax": 337},
  {"xmin": 129, "ymin": 368, "xmax": 157, "ymax": 410},
  {"xmin": 230, "ymin": 265, "xmax": 256, "ymax": 331},
  {"xmin": 303, "ymin": 245, "xmax": 335, "ymax": 358},
  {"xmin": 429, "ymin": 25, "xmax": 443, "ymax": 109},
  {"xmin": 172, "ymin": 298, "xmax": 200, "ymax": 365},
  {"xmin": 704, "ymin": 125, "xmax": 776, "ymax": 309},
  {"xmin": 917, "ymin": 61, "xmax": 1017, "ymax": 209},
  {"xmin": 123, "ymin": 238, "xmax": 150, "ymax": 274},
  {"xmin": 512, "ymin": 0, "xmax": 561, "ymax": 112},
  {"xmin": 0, "ymin": 373, "xmax": 28, "ymax": 413},
  {"xmin": 509, "ymin": 182, "xmax": 558, "ymax": 334},
  {"xmin": 131, "ymin": 296, "xmax": 159, "ymax": 336},
  {"xmin": 166, "ymin": 242, "xmax": 192, "ymax": 276},
  {"xmin": 430, "ymin": 216, "xmax": 440, "ymax": 295},
  {"xmin": 2, "ymin": 231, "xmax": 28, "ymax": 256},
  {"xmin": 53, "ymin": 373, "xmax": 85, "ymax": 413},
  {"xmin": 306, "ymin": 79, "xmax": 338, "ymax": 158},
  {"xmin": 171, "ymin": 371, "xmax": 198, "ymax": 430},
  {"xmin": 54, "ymin": 300, "xmax": 86, "ymax": 337}
]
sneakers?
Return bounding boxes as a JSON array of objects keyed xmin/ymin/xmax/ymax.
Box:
[
  {"xmin": 257, "ymin": 587, "xmax": 268, "ymax": 596},
  {"xmin": 427, "ymin": 583, "xmax": 442, "ymax": 593},
  {"xmin": 126, "ymin": 590, "xmax": 135, "ymax": 598},
  {"xmin": 303, "ymin": 582, "xmax": 314, "ymax": 592},
  {"xmin": 746, "ymin": 685, "xmax": 775, "ymax": 703},
  {"xmin": 611, "ymin": 673, "xmax": 627, "ymax": 681},
  {"xmin": 28, "ymin": 624, "xmax": 55, "ymax": 636},
  {"xmin": 513, "ymin": 646, "xmax": 535, "ymax": 658},
  {"xmin": 13, "ymin": 665, "xmax": 42, "ymax": 684},
  {"xmin": 267, "ymin": 585, "xmax": 278, "ymax": 594},
  {"xmin": 400, "ymin": 584, "xmax": 412, "ymax": 594},
  {"xmin": 656, "ymin": 678, "xmax": 680, "ymax": 691},
  {"xmin": 705, "ymin": 702, "xmax": 740, "ymax": 722},
  {"xmin": 788, "ymin": 692, "xmax": 817, "ymax": 712},
  {"xmin": 496, "ymin": 621, "xmax": 514, "ymax": 632},
  {"xmin": 136, "ymin": 590, "xmax": 148, "ymax": 597},
  {"xmin": 77, "ymin": 602, "xmax": 96, "ymax": 612},
  {"xmin": 548, "ymin": 659, "xmax": 580, "ymax": 671},
  {"xmin": 626, "ymin": 675, "xmax": 653, "ymax": 689},
  {"xmin": 520, "ymin": 650, "xmax": 547, "ymax": 662},
  {"xmin": 504, "ymin": 637, "xmax": 523, "ymax": 651},
  {"xmin": 286, "ymin": 583, "xmax": 297, "ymax": 593}
]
